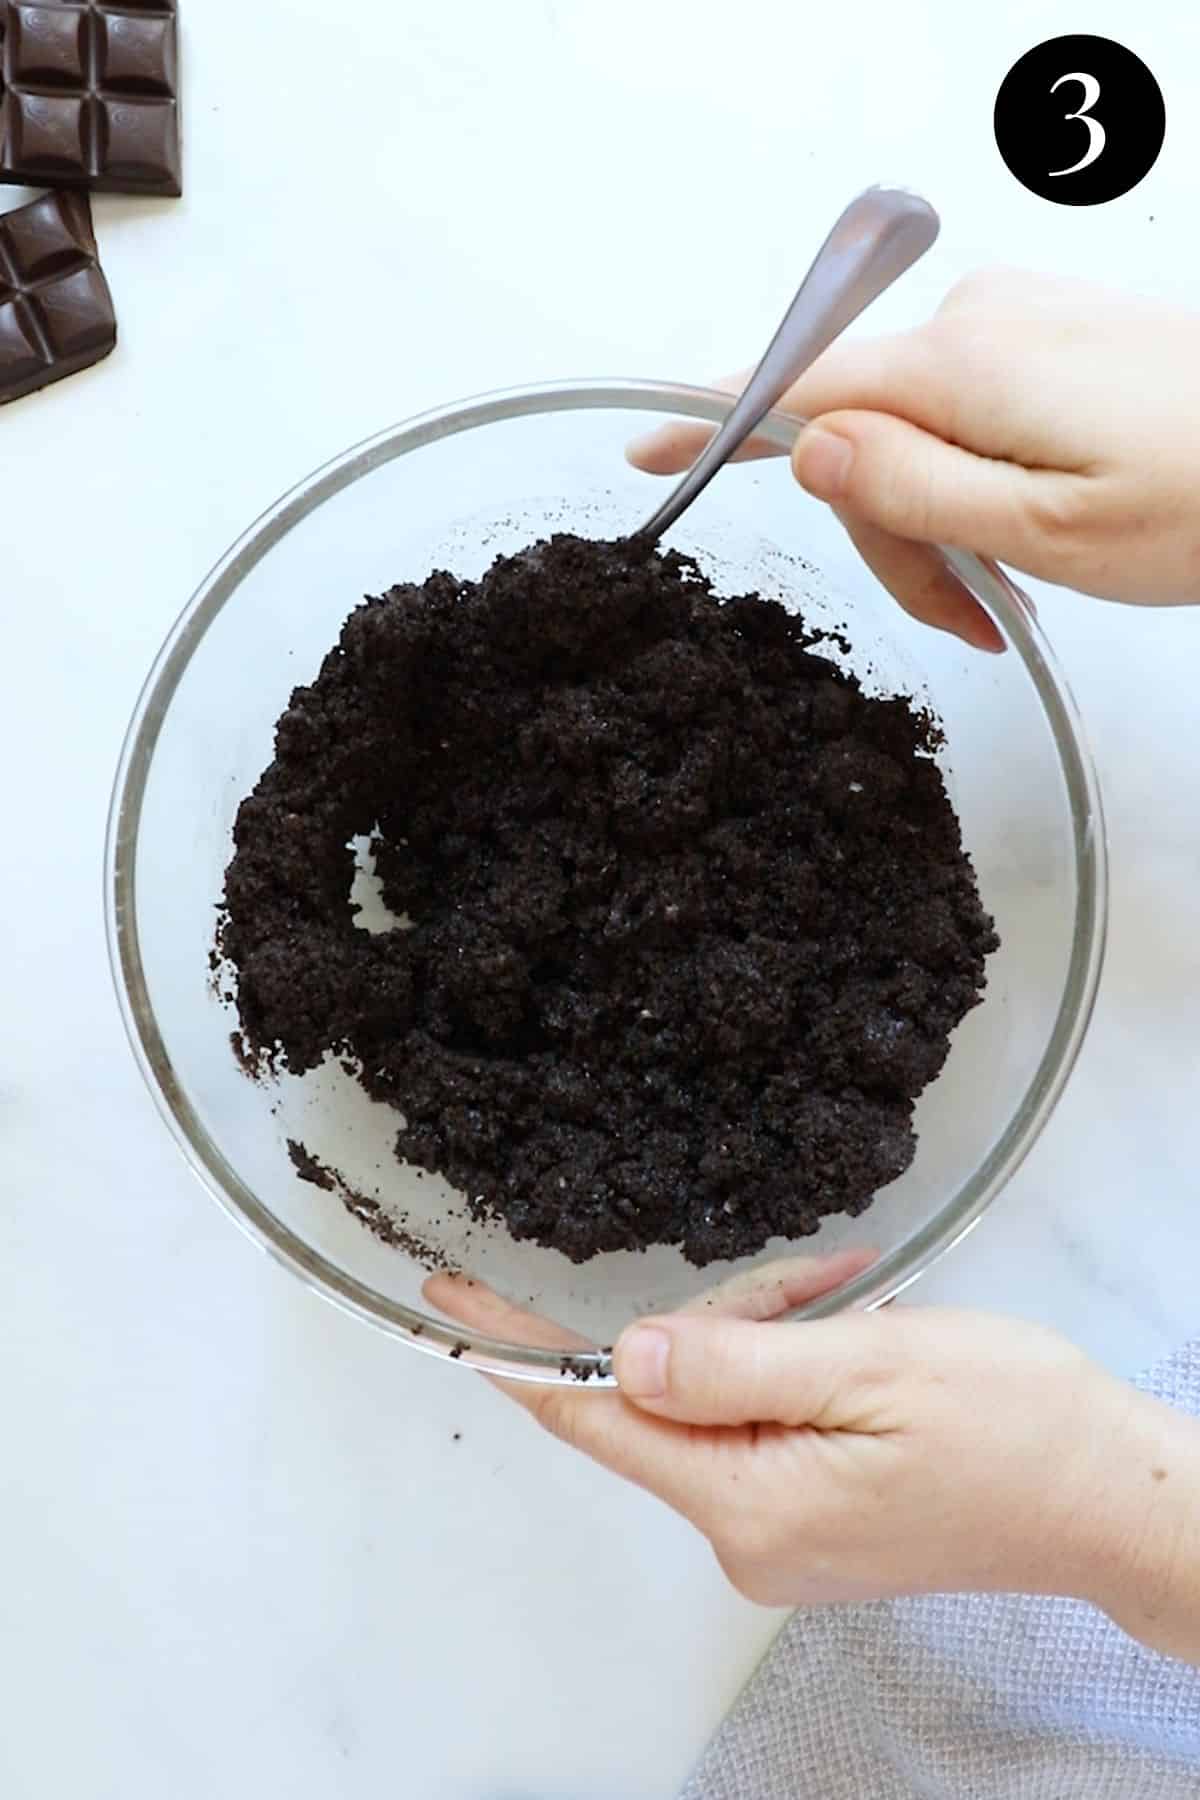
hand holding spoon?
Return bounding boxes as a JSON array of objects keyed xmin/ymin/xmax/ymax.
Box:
[{"xmin": 632, "ymin": 185, "xmax": 940, "ymax": 545}]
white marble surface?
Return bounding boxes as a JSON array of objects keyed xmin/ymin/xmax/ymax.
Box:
[{"xmin": 3, "ymin": 2, "xmax": 1200, "ymax": 1795}]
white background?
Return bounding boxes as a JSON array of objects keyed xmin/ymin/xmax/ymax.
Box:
[{"xmin": 3, "ymin": 2, "xmax": 1200, "ymax": 1796}]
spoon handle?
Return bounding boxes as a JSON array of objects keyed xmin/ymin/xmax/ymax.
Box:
[{"xmin": 635, "ymin": 186, "xmax": 940, "ymax": 544}]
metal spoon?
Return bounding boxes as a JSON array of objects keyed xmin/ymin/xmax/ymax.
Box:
[{"xmin": 632, "ymin": 185, "xmax": 940, "ymax": 545}]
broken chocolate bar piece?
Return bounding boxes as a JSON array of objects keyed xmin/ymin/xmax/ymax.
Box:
[
  {"xmin": 0, "ymin": 0, "xmax": 182, "ymax": 197},
  {"xmin": 0, "ymin": 189, "xmax": 116, "ymax": 402}
]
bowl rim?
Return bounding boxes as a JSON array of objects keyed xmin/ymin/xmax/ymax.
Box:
[{"xmin": 105, "ymin": 378, "xmax": 1109, "ymax": 1385}]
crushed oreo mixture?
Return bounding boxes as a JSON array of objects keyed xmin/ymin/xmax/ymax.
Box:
[{"xmin": 219, "ymin": 534, "xmax": 997, "ymax": 1266}]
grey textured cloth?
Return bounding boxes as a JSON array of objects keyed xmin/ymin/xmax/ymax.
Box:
[{"xmin": 684, "ymin": 1340, "xmax": 1200, "ymax": 1799}]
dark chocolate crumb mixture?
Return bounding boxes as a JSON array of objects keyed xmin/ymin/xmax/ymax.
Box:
[{"xmin": 220, "ymin": 535, "xmax": 997, "ymax": 1267}]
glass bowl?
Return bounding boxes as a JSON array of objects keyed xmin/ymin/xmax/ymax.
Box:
[{"xmin": 106, "ymin": 381, "xmax": 1107, "ymax": 1384}]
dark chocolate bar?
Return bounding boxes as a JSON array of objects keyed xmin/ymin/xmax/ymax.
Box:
[
  {"xmin": 0, "ymin": 0, "xmax": 181, "ymax": 196},
  {"xmin": 0, "ymin": 189, "xmax": 116, "ymax": 401}
]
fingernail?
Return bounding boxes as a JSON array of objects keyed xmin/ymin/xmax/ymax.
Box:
[
  {"xmin": 617, "ymin": 1324, "xmax": 670, "ymax": 1398},
  {"xmin": 793, "ymin": 426, "xmax": 853, "ymax": 500},
  {"xmin": 967, "ymin": 613, "xmax": 1007, "ymax": 654}
]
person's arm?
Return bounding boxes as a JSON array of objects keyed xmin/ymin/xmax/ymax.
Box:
[{"xmin": 427, "ymin": 1268, "xmax": 1200, "ymax": 1666}]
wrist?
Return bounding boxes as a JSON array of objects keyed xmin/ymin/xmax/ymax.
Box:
[{"xmin": 1073, "ymin": 1382, "xmax": 1200, "ymax": 1664}]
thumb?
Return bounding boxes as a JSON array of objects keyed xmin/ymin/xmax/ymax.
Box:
[
  {"xmin": 612, "ymin": 1310, "xmax": 884, "ymax": 1428},
  {"xmin": 792, "ymin": 408, "xmax": 1082, "ymax": 570}
]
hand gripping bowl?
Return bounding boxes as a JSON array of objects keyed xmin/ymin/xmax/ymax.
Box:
[{"xmin": 106, "ymin": 382, "xmax": 1107, "ymax": 1384}]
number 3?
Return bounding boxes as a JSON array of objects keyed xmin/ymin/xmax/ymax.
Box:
[{"xmin": 1049, "ymin": 71, "xmax": 1105, "ymax": 176}]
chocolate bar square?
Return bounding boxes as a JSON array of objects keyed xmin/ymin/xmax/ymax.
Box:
[
  {"xmin": 0, "ymin": 189, "xmax": 116, "ymax": 401},
  {"xmin": 0, "ymin": 0, "xmax": 181, "ymax": 196},
  {"xmin": 7, "ymin": 92, "xmax": 90, "ymax": 177},
  {"xmin": 8, "ymin": 4, "xmax": 88, "ymax": 84}
]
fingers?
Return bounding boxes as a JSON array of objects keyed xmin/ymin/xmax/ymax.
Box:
[
  {"xmin": 626, "ymin": 330, "xmax": 950, "ymax": 475},
  {"xmin": 626, "ymin": 370, "xmax": 782, "ymax": 473},
  {"xmin": 426, "ymin": 1246, "xmax": 874, "ymax": 1344},
  {"xmin": 780, "ymin": 331, "xmax": 957, "ymax": 436},
  {"xmin": 792, "ymin": 409, "xmax": 1086, "ymax": 572},
  {"xmin": 422, "ymin": 1273, "xmax": 712, "ymax": 1520},
  {"xmin": 423, "ymin": 1270, "xmax": 592, "ymax": 1352},
  {"xmin": 680, "ymin": 1245, "xmax": 879, "ymax": 1322},
  {"xmin": 625, "ymin": 419, "xmax": 783, "ymax": 473},
  {"xmin": 835, "ymin": 511, "xmax": 1005, "ymax": 653},
  {"xmin": 613, "ymin": 1310, "xmax": 894, "ymax": 1429}
]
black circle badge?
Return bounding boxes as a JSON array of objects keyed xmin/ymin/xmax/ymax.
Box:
[{"xmin": 995, "ymin": 35, "xmax": 1165, "ymax": 205}]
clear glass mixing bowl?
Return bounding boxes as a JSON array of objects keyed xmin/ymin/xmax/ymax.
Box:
[{"xmin": 106, "ymin": 381, "xmax": 1107, "ymax": 1383}]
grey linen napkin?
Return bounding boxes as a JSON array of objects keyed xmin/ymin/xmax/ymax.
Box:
[{"xmin": 683, "ymin": 1339, "xmax": 1200, "ymax": 1799}]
